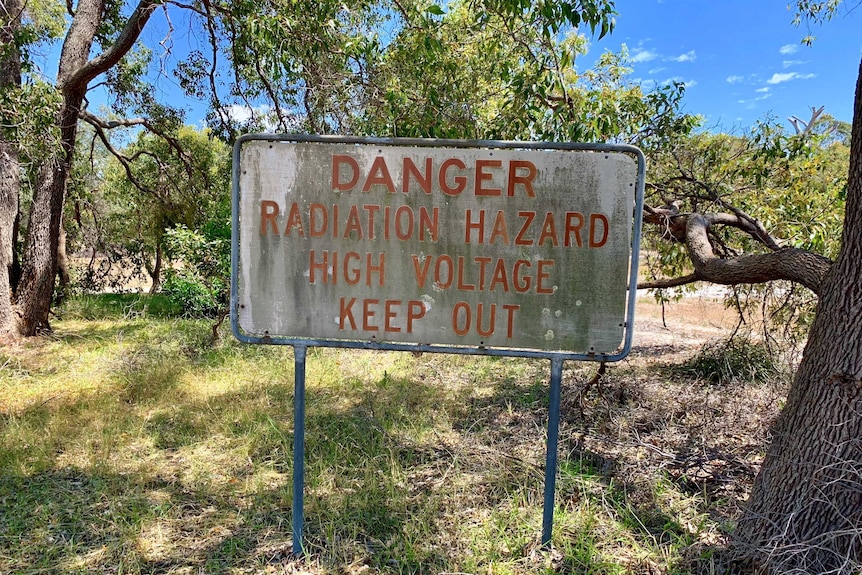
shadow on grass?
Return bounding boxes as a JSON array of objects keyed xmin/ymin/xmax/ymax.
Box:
[{"xmin": 0, "ymin": 317, "xmax": 742, "ymax": 574}]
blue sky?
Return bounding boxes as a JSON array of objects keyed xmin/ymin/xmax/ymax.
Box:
[
  {"xmin": 35, "ymin": 1, "xmax": 861, "ymax": 134},
  {"xmin": 586, "ymin": 0, "xmax": 862, "ymax": 130}
]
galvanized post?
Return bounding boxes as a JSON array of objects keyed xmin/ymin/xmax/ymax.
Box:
[
  {"xmin": 541, "ymin": 356, "xmax": 565, "ymax": 546},
  {"xmin": 292, "ymin": 344, "xmax": 308, "ymax": 556}
]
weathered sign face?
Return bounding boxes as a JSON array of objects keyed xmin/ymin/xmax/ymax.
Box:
[{"xmin": 235, "ymin": 140, "xmax": 638, "ymax": 355}]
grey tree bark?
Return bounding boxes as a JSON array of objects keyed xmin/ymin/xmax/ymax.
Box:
[
  {"xmin": 0, "ymin": 0, "xmax": 22, "ymax": 336},
  {"xmin": 10, "ymin": 0, "xmax": 158, "ymax": 335},
  {"xmin": 730, "ymin": 58, "xmax": 862, "ymax": 575}
]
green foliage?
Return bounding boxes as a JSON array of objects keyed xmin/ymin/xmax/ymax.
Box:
[
  {"xmin": 161, "ymin": 270, "xmax": 223, "ymax": 318},
  {"xmin": 356, "ymin": 1, "xmax": 697, "ymax": 143},
  {"xmin": 161, "ymin": 224, "xmax": 229, "ymax": 318},
  {"xmin": 644, "ymin": 115, "xmax": 849, "ymax": 333},
  {"xmin": 66, "ymin": 125, "xmax": 230, "ymax": 295}
]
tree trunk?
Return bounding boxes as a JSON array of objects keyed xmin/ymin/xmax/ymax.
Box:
[
  {"xmin": 9, "ymin": 0, "xmax": 158, "ymax": 336},
  {"xmin": 731, "ymin": 58, "xmax": 862, "ymax": 575},
  {"xmin": 56, "ymin": 223, "xmax": 72, "ymax": 303},
  {"xmin": 15, "ymin": 98, "xmax": 85, "ymax": 335},
  {"xmin": 148, "ymin": 241, "xmax": 163, "ymax": 294},
  {"xmin": 0, "ymin": 0, "xmax": 22, "ymax": 337}
]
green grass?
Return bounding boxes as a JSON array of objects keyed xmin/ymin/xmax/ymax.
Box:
[{"xmin": 0, "ymin": 295, "xmax": 752, "ymax": 574}]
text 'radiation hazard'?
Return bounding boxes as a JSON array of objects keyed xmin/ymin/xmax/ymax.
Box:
[{"xmin": 255, "ymin": 153, "xmax": 616, "ymax": 340}]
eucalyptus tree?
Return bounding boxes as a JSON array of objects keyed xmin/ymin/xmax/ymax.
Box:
[
  {"xmin": 635, "ymin": 3, "xmax": 862, "ymax": 569},
  {"xmin": 0, "ymin": 0, "xmax": 623, "ymax": 337}
]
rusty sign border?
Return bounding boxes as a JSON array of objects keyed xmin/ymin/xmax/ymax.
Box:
[{"xmin": 231, "ymin": 134, "xmax": 646, "ymax": 363}]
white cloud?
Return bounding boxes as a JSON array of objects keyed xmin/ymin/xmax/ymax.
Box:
[
  {"xmin": 222, "ymin": 104, "xmax": 280, "ymax": 131},
  {"xmin": 782, "ymin": 59, "xmax": 804, "ymax": 68},
  {"xmin": 755, "ymin": 87, "xmax": 770, "ymax": 93},
  {"xmin": 631, "ymin": 48, "xmax": 658, "ymax": 63},
  {"xmin": 767, "ymin": 72, "xmax": 816, "ymax": 84},
  {"xmin": 726, "ymin": 75, "xmax": 744, "ymax": 84},
  {"xmin": 632, "ymin": 78, "xmax": 657, "ymax": 89},
  {"xmin": 661, "ymin": 76, "xmax": 696, "ymax": 88},
  {"xmin": 779, "ymin": 44, "xmax": 799, "ymax": 55},
  {"xmin": 648, "ymin": 67, "xmax": 666, "ymax": 75},
  {"xmin": 668, "ymin": 50, "xmax": 697, "ymax": 63}
]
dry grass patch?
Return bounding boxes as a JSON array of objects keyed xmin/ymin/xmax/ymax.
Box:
[{"xmin": 0, "ymin": 295, "xmax": 790, "ymax": 574}]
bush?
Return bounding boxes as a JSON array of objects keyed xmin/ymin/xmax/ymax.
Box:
[
  {"xmin": 161, "ymin": 271, "xmax": 223, "ymax": 318},
  {"xmin": 677, "ymin": 337, "xmax": 782, "ymax": 385}
]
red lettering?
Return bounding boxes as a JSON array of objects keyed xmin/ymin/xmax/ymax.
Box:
[
  {"xmin": 363, "ymin": 205, "xmax": 380, "ymax": 239},
  {"xmin": 283, "ymin": 202, "xmax": 304, "ymax": 236},
  {"xmin": 589, "ymin": 213, "xmax": 609, "ymax": 247},
  {"xmin": 503, "ymin": 304, "xmax": 519, "ymax": 338},
  {"xmin": 332, "ymin": 155, "xmax": 360, "ymax": 191},
  {"xmin": 362, "ymin": 299, "xmax": 380, "ymax": 331},
  {"xmin": 475, "ymin": 257, "xmax": 492, "ymax": 290},
  {"xmin": 339, "ymin": 297, "xmax": 357, "ymax": 329},
  {"xmin": 456, "ymin": 257, "xmax": 475, "ymax": 291},
  {"xmin": 513, "ymin": 260, "xmax": 532, "ymax": 292},
  {"xmin": 412, "ymin": 255, "xmax": 432, "ymax": 288},
  {"xmin": 403, "ymin": 157, "xmax": 432, "ymax": 193},
  {"xmin": 407, "ymin": 300, "xmax": 426, "ymax": 333},
  {"xmin": 309, "ymin": 203, "xmax": 328, "ymax": 237},
  {"xmin": 384, "ymin": 300, "xmax": 401, "ymax": 333},
  {"xmin": 309, "ymin": 250, "xmax": 329, "ymax": 284},
  {"xmin": 564, "ymin": 212, "xmax": 584, "ymax": 247},
  {"xmin": 476, "ymin": 303, "xmax": 495, "ymax": 337},
  {"xmin": 344, "ymin": 252, "xmax": 361, "ymax": 285},
  {"xmin": 489, "ymin": 211, "xmax": 509, "ymax": 245},
  {"xmin": 435, "ymin": 255, "xmax": 453, "ymax": 288},
  {"xmin": 465, "ymin": 209, "xmax": 485, "ymax": 244},
  {"xmin": 343, "ymin": 205, "xmax": 363, "ymax": 238},
  {"xmin": 537, "ymin": 260, "xmax": 554, "ymax": 294},
  {"xmin": 440, "ymin": 158, "xmax": 467, "ymax": 195},
  {"xmin": 260, "ymin": 200, "xmax": 279, "ymax": 235},
  {"xmin": 489, "ymin": 259, "xmax": 509, "ymax": 292},
  {"xmin": 515, "ymin": 211, "xmax": 535, "ymax": 246},
  {"xmin": 452, "ymin": 302, "xmax": 470, "ymax": 336},
  {"xmin": 366, "ymin": 253, "xmax": 385, "ymax": 287},
  {"xmin": 419, "ymin": 207, "xmax": 439, "ymax": 241},
  {"xmin": 475, "ymin": 159, "xmax": 502, "ymax": 196},
  {"xmin": 395, "ymin": 206, "xmax": 414, "ymax": 240},
  {"xmin": 537, "ymin": 212, "xmax": 559, "ymax": 247},
  {"xmin": 507, "ymin": 160, "xmax": 536, "ymax": 197},
  {"xmin": 363, "ymin": 156, "xmax": 396, "ymax": 192}
]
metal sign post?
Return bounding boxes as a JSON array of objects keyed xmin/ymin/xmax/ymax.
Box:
[{"xmin": 231, "ymin": 135, "xmax": 645, "ymax": 554}]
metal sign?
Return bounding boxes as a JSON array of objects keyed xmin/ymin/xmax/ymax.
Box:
[
  {"xmin": 231, "ymin": 135, "xmax": 646, "ymax": 555},
  {"xmin": 232, "ymin": 136, "xmax": 643, "ymax": 360}
]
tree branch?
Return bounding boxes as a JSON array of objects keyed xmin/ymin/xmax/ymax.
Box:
[
  {"xmin": 637, "ymin": 273, "xmax": 701, "ymax": 290},
  {"xmin": 66, "ymin": 0, "xmax": 161, "ymax": 90},
  {"xmin": 684, "ymin": 213, "xmax": 833, "ymax": 294}
]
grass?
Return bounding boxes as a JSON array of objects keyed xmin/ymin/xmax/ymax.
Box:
[{"xmin": 0, "ymin": 294, "xmax": 786, "ymax": 574}]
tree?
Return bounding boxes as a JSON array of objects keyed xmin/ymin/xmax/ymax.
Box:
[
  {"xmin": 1, "ymin": 0, "xmax": 637, "ymax": 338},
  {"xmin": 0, "ymin": 0, "xmax": 22, "ymax": 337},
  {"xmin": 716, "ymin": 59, "xmax": 860, "ymax": 574},
  {"xmin": 67, "ymin": 125, "xmax": 230, "ymax": 293},
  {"xmin": 631, "ymin": 4, "xmax": 861, "ymax": 567},
  {"xmin": 0, "ymin": 0, "xmax": 161, "ymax": 336}
]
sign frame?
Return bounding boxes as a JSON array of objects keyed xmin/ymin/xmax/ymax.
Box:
[{"xmin": 231, "ymin": 134, "xmax": 646, "ymax": 362}]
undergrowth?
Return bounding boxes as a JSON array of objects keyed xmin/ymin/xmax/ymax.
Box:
[{"xmin": 0, "ymin": 295, "xmax": 785, "ymax": 574}]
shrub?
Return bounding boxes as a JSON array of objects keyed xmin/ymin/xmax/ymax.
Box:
[
  {"xmin": 161, "ymin": 270, "xmax": 223, "ymax": 318},
  {"xmin": 677, "ymin": 336, "xmax": 782, "ymax": 385}
]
